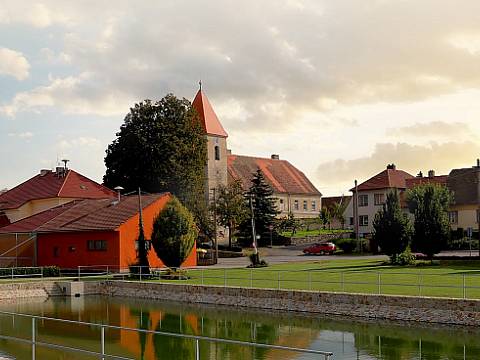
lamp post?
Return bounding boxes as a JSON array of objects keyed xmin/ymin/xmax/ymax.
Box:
[
  {"xmin": 249, "ymin": 194, "xmax": 258, "ymax": 258},
  {"xmin": 210, "ymin": 188, "xmax": 219, "ymax": 263}
]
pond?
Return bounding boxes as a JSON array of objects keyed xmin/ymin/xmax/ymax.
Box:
[{"xmin": 0, "ymin": 296, "xmax": 479, "ymax": 359}]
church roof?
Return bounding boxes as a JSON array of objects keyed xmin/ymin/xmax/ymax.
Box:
[
  {"xmin": 228, "ymin": 154, "xmax": 321, "ymax": 196},
  {"xmin": 192, "ymin": 89, "xmax": 228, "ymax": 138}
]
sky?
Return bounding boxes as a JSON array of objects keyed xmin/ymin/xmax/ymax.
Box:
[{"xmin": 1, "ymin": 0, "xmax": 480, "ymax": 196}]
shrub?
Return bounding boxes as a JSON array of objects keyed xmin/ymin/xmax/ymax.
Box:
[
  {"xmin": 246, "ymin": 252, "xmax": 268, "ymax": 268},
  {"xmin": 151, "ymin": 196, "xmax": 197, "ymax": 269},
  {"xmin": 334, "ymin": 238, "xmax": 368, "ymax": 254},
  {"xmin": 0, "ymin": 266, "xmax": 60, "ymax": 278},
  {"xmin": 447, "ymin": 237, "xmax": 479, "ymax": 250},
  {"xmin": 390, "ymin": 248, "xmax": 416, "ymax": 266}
]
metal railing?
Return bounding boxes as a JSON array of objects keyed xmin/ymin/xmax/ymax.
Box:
[{"xmin": 0, "ymin": 310, "xmax": 333, "ymax": 360}]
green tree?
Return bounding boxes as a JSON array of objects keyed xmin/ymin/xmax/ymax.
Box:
[
  {"xmin": 319, "ymin": 207, "xmax": 332, "ymax": 230},
  {"xmin": 278, "ymin": 211, "xmax": 298, "ymax": 236},
  {"xmin": 151, "ymin": 197, "xmax": 197, "ymax": 268},
  {"xmin": 103, "ymin": 95, "xmax": 209, "ymax": 237},
  {"xmin": 215, "ymin": 180, "xmax": 249, "ymax": 249},
  {"xmin": 406, "ymin": 184, "xmax": 453, "ymax": 259},
  {"xmin": 330, "ymin": 198, "xmax": 348, "ymax": 229},
  {"xmin": 239, "ymin": 169, "xmax": 279, "ymax": 246},
  {"xmin": 372, "ymin": 190, "xmax": 412, "ymax": 261}
]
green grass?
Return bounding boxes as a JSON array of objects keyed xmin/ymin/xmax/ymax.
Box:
[
  {"xmin": 153, "ymin": 259, "xmax": 480, "ymax": 299},
  {"xmin": 281, "ymin": 229, "xmax": 350, "ymax": 238}
]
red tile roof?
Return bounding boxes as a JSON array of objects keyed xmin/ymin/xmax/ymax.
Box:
[
  {"xmin": 322, "ymin": 196, "xmax": 352, "ymax": 210},
  {"xmin": 228, "ymin": 154, "xmax": 321, "ymax": 195},
  {"xmin": 192, "ymin": 89, "xmax": 228, "ymax": 138},
  {"xmin": 406, "ymin": 175, "xmax": 448, "ymax": 189},
  {"xmin": 0, "ymin": 194, "xmax": 168, "ymax": 234},
  {"xmin": 0, "ymin": 169, "xmax": 116, "ymax": 210},
  {"xmin": 352, "ymin": 167, "xmax": 414, "ymax": 192}
]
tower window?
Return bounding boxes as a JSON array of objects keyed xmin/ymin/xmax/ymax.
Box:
[{"xmin": 214, "ymin": 145, "xmax": 220, "ymax": 160}]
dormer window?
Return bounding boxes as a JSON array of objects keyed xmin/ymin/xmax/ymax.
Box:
[{"xmin": 214, "ymin": 145, "xmax": 220, "ymax": 160}]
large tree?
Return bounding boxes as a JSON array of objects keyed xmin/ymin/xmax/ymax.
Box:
[
  {"xmin": 103, "ymin": 95, "xmax": 209, "ymax": 235},
  {"xmin": 238, "ymin": 169, "xmax": 279, "ymax": 246},
  {"xmin": 214, "ymin": 180, "xmax": 249, "ymax": 249},
  {"xmin": 406, "ymin": 184, "xmax": 452, "ymax": 259},
  {"xmin": 372, "ymin": 190, "xmax": 412, "ymax": 261},
  {"xmin": 151, "ymin": 196, "xmax": 197, "ymax": 269}
]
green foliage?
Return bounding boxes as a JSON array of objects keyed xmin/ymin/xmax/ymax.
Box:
[
  {"xmin": 247, "ymin": 252, "xmax": 268, "ymax": 268},
  {"xmin": 103, "ymin": 95, "xmax": 210, "ymax": 238},
  {"xmin": 238, "ymin": 169, "xmax": 279, "ymax": 246},
  {"xmin": 406, "ymin": 184, "xmax": 453, "ymax": 259},
  {"xmin": 334, "ymin": 238, "xmax": 368, "ymax": 254},
  {"xmin": 390, "ymin": 247, "xmax": 416, "ymax": 266},
  {"xmin": 0, "ymin": 266, "xmax": 60, "ymax": 278},
  {"xmin": 330, "ymin": 198, "xmax": 348, "ymax": 229},
  {"xmin": 372, "ymin": 190, "xmax": 412, "ymax": 261},
  {"xmin": 214, "ymin": 180, "xmax": 249, "ymax": 248},
  {"xmin": 277, "ymin": 211, "xmax": 298, "ymax": 235},
  {"xmin": 151, "ymin": 197, "xmax": 197, "ymax": 268},
  {"xmin": 133, "ymin": 220, "xmax": 150, "ymax": 273},
  {"xmin": 319, "ymin": 207, "xmax": 332, "ymax": 230}
]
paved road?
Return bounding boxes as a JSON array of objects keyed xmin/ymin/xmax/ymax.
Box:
[{"xmin": 201, "ymin": 246, "xmax": 387, "ymax": 268}]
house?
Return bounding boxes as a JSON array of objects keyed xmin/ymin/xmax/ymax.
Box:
[
  {"xmin": 321, "ymin": 196, "xmax": 352, "ymax": 229},
  {"xmin": 0, "ymin": 193, "xmax": 197, "ymax": 269},
  {"xmin": 347, "ymin": 164, "xmax": 414, "ymax": 235},
  {"xmin": 0, "ymin": 166, "xmax": 116, "ymax": 226},
  {"xmin": 192, "ymin": 87, "xmax": 322, "ymax": 219},
  {"xmin": 447, "ymin": 159, "xmax": 480, "ymax": 232}
]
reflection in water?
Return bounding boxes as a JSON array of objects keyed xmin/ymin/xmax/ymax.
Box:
[{"xmin": 0, "ymin": 296, "xmax": 479, "ymax": 359}]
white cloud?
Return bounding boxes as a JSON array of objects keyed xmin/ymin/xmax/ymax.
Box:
[
  {"xmin": 0, "ymin": 1, "xmax": 70, "ymax": 28},
  {"xmin": 7, "ymin": 132, "xmax": 34, "ymax": 139},
  {"xmin": 0, "ymin": 48, "xmax": 30, "ymax": 80}
]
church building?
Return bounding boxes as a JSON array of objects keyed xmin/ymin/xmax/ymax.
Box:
[{"xmin": 191, "ymin": 86, "xmax": 322, "ymax": 221}]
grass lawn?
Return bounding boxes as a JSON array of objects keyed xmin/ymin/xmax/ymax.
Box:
[
  {"xmin": 155, "ymin": 259, "xmax": 480, "ymax": 299},
  {"xmin": 281, "ymin": 229, "xmax": 349, "ymax": 238}
]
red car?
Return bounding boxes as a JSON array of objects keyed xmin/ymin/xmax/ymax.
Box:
[{"xmin": 303, "ymin": 242, "xmax": 336, "ymax": 255}]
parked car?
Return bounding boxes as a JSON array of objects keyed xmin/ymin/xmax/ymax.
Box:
[{"xmin": 303, "ymin": 242, "xmax": 336, "ymax": 255}]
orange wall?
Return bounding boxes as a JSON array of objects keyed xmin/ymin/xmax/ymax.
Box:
[
  {"xmin": 37, "ymin": 231, "xmax": 120, "ymax": 269},
  {"xmin": 118, "ymin": 194, "xmax": 197, "ymax": 269}
]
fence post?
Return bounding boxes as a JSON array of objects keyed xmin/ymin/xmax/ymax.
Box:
[
  {"xmin": 11, "ymin": 267, "xmax": 14, "ymax": 280},
  {"xmin": 377, "ymin": 272, "xmax": 381, "ymax": 295},
  {"xmin": 224, "ymin": 268, "xmax": 227, "ymax": 287},
  {"xmin": 250, "ymin": 269, "xmax": 253, "ymax": 288},
  {"xmin": 77, "ymin": 266, "xmax": 81, "ymax": 281},
  {"xmin": 418, "ymin": 274, "xmax": 422, "ymax": 296},
  {"xmin": 31, "ymin": 317, "xmax": 36, "ymax": 360},
  {"xmin": 463, "ymin": 274, "xmax": 466, "ymax": 299},
  {"xmin": 308, "ymin": 271, "xmax": 312, "ymax": 291},
  {"xmin": 201, "ymin": 269, "xmax": 204, "ymax": 285},
  {"xmin": 277, "ymin": 271, "xmax": 280, "ymax": 290},
  {"xmin": 101, "ymin": 325, "xmax": 106, "ymax": 360},
  {"xmin": 140, "ymin": 267, "xmax": 142, "ymax": 282},
  {"xmin": 195, "ymin": 338, "xmax": 200, "ymax": 360},
  {"xmin": 341, "ymin": 272, "xmax": 345, "ymax": 292}
]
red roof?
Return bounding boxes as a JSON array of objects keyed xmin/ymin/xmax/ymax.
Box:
[
  {"xmin": 352, "ymin": 167, "xmax": 414, "ymax": 192},
  {"xmin": 322, "ymin": 196, "xmax": 352, "ymax": 210},
  {"xmin": 228, "ymin": 154, "xmax": 321, "ymax": 195},
  {"xmin": 406, "ymin": 175, "xmax": 448, "ymax": 189},
  {"xmin": 0, "ymin": 194, "xmax": 168, "ymax": 234},
  {"xmin": 0, "ymin": 169, "xmax": 116, "ymax": 210},
  {"xmin": 192, "ymin": 89, "xmax": 228, "ymax": 138}
]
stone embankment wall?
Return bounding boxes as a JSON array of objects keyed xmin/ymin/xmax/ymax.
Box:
[
  {"xmin": 99, "ymin": 281, "xmax": 480, "ymax": 326},
  {"xmin": 0, "ymin": 281, "xmax": 63, "ymax": 301}
]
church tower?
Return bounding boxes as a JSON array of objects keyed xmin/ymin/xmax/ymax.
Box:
[{"xmin": 192, "ymin": 84, "xmax": 228, "ymax": 203}]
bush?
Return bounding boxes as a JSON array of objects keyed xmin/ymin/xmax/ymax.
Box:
[
  {"xmin": 247, "ymin": 252, "xmax": 268, "ymax": 268},
  {"xmin": 390, "ymin": 248, "xmax": 416, "ymax": 265},
  {"xmin": 334, "ymin": 238, "xmax": 368, "ymax": 254},
  {"xmin": 0, "ymin": 266, "xmax": 60, "ymax": 278},
  {"xmin": 447, "ymin": 237, "xmax": 479, "ymax": 250}
]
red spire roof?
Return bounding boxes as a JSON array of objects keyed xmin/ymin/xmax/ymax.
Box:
[
  {"xmin": 192, "ymin": 89, "xmax": 228, "ymax": 138},
  {"xmin": 0, "ymin": 169, "xmax": 116, "ymax": 210}
]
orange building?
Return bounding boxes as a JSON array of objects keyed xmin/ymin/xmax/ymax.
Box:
[{"xmin": 0, "ymin": 193, "xmax": 196, "ymax": 269}]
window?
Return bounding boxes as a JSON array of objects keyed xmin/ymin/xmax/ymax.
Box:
[
  {"xmin": 374, "ymin": 193, "xmax": 385, "ymax": 206},
  {"xmin": 359, "ymin": 194, "xmax": 368, "ymax": 207},
  {"xmin": 303, "ymin": 200, "xmax": 308, "ymax": 211},
  {"xmin": 311, "ymin": 201, "xmax": 316, "ymax": 211},
  {"xmin": 279, "ymin": 199, "xmax": 284, "ymax": 210},
  {"xmin": 294, "ymin": 200, "xmax": 299, "ymax": 210},
  {"xmin": 214, "ymin": 145, "xmax": 220, "ymax": 160},
  {"xmin": 53, "ymin": 247, "xmax": 59, "ymax": 258},
  {"xmin": 448, "ymin": 211, "xmax": 458, "ymax": 224},
  {"xmin": 359, "ymin": 215, "xmax": 368, "ymax": 226},
  {"xmin": 87, "ymin": 240, "xmax": 107, "ymax": 251},
  {"xmin": 349, "ymin": 217, "xmax": 354, "ymax": 226}
]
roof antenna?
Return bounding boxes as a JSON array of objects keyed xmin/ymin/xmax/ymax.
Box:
[{"xmin": 199, "ymin": 80, "xmax": 202, "ymax": 91}]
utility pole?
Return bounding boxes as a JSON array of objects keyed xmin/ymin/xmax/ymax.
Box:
[
  {"xmin": 211, "ymin": 188, "xmax": 219, "ymax": 263},
  {"xmin": 354, "ymin": 180, "xmax": 360, "ymax": 253},
  {"xmin": 249, "ymin": 195, "xmax": 258, "ymax": 258}
]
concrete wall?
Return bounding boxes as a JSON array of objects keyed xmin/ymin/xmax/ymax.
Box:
[
  {"xmin": 99, "ymin": 281, "xmax": 480, "ymax": 326},
  {"xmin": 450, "ymin": 204, "xmax": 479, "ymax": 231}
]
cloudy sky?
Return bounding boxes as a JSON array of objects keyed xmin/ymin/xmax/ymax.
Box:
[{"xmin": 1, "ymin": 0, "xmax": 480, "ymax": 196}]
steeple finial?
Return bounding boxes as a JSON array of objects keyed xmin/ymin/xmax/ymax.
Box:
[{"xmin": 199, "ymin": 80, "xmax": 202, "ymax": 91}]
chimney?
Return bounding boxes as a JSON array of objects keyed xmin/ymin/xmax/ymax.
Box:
[
  {"xmin": 271, "ymin": 154, "xmax": 280, "ymax": 160},
  {"xmin": 417, "ymin": 171, "xmax": 423, "ymax": 178},
  {"xmin": 477, "ymin": 158, "xmax": 480, "ymax": 168},
  {"xmin": 39, "ymin": 169, "xmax": 50, "ymax": 176},
  {"xmin": 227, "ymin": 149, "xmax": 232, "ymax": 155},
  {"xmin": 387, "ymin": 163, "xmax": 396, "ymax": 170},
  {"xmin": 55, "ymin": 166, "xmax": 66, "ymax": 177},
  {"xmin": 428, "ymin": 170, "xmax": 435, "ymax": 178}
]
